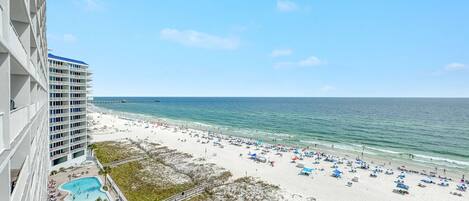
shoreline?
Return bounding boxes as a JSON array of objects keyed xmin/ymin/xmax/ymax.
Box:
[
  {"xmin": 88, "ymin": 107, "xmax": 467, "ymax": 201},
  {"xmin": 90, "ymin": 105, "xmax": 468, "ymax": 178}
]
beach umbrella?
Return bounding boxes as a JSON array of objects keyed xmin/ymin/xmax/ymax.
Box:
[
  {"xmin": 332, "ymin": 169, "xmax": 342, "ymax": 177},
  {"xmin": 292, "ymin": 156, "xmax": 299, "ymax": 160},
  {"xmin": 302, "ymin": 167, "xmax": 313, "ymax": 175},
  {"xmin": 396, "ymin": 183, "xmax": 409, "ymax": 190}
]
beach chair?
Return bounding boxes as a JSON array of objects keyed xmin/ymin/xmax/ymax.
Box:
[{"xmin": 346, "ymin": 182, "xmax": 353, "ymax": 187}]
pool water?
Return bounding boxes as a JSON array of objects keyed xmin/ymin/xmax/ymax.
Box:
[{"xmin": 60, "ymin": 177, "xmax": 111, "ymax": 201}]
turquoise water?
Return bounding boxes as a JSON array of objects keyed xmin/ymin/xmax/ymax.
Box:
[
  {"xmin": 94, "ymin": 97, "xmax": 469, "ymax": 173},
  {"xmin": 60, "ymin": 177, "xmax": 110, "ymax": 201}
]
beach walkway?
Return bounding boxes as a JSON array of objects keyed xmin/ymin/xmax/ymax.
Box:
[
  {"xmin": 163, "ymin": 184, "xmax": 208, "ymax": 201},
  {"xmin": 104, "ymin": 155, "xmax": 146, "ymax": 168}
]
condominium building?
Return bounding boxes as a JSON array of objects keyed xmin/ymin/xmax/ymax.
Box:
[
  {"xmin": 48, "ymin": 53, "xmax": 91, "ymax": 171},
  {"xmin": 0, "ymin": 0, "xmax": 49, "ymax": 200}
]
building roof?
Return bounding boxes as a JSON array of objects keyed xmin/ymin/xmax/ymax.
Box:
[{"xmin": 48, "ymin": 53, "xmax": 88, "ymax": 65}]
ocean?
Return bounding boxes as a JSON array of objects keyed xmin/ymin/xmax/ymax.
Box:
[{"xmin": 93, "ymin": 97, "xmax": 469, "ymax": 173}]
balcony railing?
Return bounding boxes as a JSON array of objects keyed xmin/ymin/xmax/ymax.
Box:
[
  {"xmin": 50, "ymin": 128, "xmax": 69, "ymax": 135},
  {"xmin": 70, "ymin": 111, "xmax": 86, "ymax": 116},
  {"xmin": 50, "ymin": 89, "xmax": 69, "ymax": 93},
  {"xmin": 8, "ymin": 22, "xmax": 28, "ymax": 67},
  {"xmin": 0, "ymin": 112, "xmax": 3, "ymax": 149},
  {"xmin": 28, "ymin": 103, "xmax": 37, "ymax": 121},
  {"xmin": 69, "ymin": 67, "xmax": 87, "ymax": 73},
  {"xmin": 70, "ymin": 104, "xmax": 87, "ymax": 109},
  {"xmin": 69, "ymin": 118, "xmax": 85, "ymax": 124},
  {"xmin": 49, "ymin": 81, "xmax": 69, "ymax": 85},
  {"xmin": 50, "ymin": 112, "xmax": 70, "ymax": 118},
  {"xmin": 50, "ymin": 97, "xmax": 69, "ymax": 101},
  {"xmin": 50, "ymin": 64, "xmax": 68, "ymax": 70},
  {"xmin": 50, "ymin": 151, "xmax": 68, "ymax": 160},
  {"xmin": 10, "ymin": 106, "xmax": 28, "ymax": 143},
  {"xmin": 50, "ymin": 143, "xmax": 69, "ymax": 152},
  {"xmin": 50, "ymin": 135, "xmax": 70, "ymax": 143},
  {"xmin": 70, "ymin": 138, "xmax": 86, "ymax": 146},
  {"xmin": 10, "ymin": 157, "xmax": 29, "ymax": 200},
  {"xmin": 49, "ymin": 72, "xmax": 69, "ymax": 77},
  {"xmin": 70, "ymin": 74, "xmax": 86, "ymax": 79},
  {"xmin": 50, "ymin": 120, "xmax": 69, "ymax": 127},
  {"xmin": 69, "ymin": 82, "xmax": 87, "ymax": 86},
  {"xmin": 70, "ymin": 125, "xmax": 86, "ymax": 131}
]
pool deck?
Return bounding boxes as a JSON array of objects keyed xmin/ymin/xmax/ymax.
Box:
[{"xmin": 49, "ymin": 161, "xmax": 117, "ymax": 201}]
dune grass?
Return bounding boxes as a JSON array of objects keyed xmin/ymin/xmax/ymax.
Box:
[
  {"xmin": 94, "ymin": 141, "xmax": 136, "ymax": 164},
  {"xmin": 110, "ymin": 161, "xmax": 195, "ymax": 201},
  {"xmin": 94, "ymin": 142, "xmax": 196, "ymax": 201}
]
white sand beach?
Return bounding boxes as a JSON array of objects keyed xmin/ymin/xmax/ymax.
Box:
[{"xmin": 89, "ymin": 111, "xmax": 467, "ymax": 201}]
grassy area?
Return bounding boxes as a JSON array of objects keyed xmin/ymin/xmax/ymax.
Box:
[
  {"xmin": 94, "ymin": 142, "xmax": 196, "ymax": 201},
  {"xmin": 94, "ymin": 141, "xmax": 136, "ymax": 164},
  {"xmin": 110, "ymin": 161, "xmax": 195, "ymax": 201}
]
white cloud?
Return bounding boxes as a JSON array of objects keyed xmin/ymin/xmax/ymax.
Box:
[
  {"xmin": 63, "ymin": 34, "xmax": 77, "ymax": 43},
  {"xmin": 160, "ymin": 28, "xmax": 239, "ymax": 50},
  {"xmin": 444, "ymin": 62, "xmax": 466, "ymax": 71},
  {"xmin": 74, "ymin": 0, "xmax": 103, "ymax": 11},
  {"xmin": 277, "ymin": 0, "xmax": 298, "ymax": 12},
  {"xmin": 274, "ymin": 55, "xmax": 324, "ymax": 68},
  {"xmin": 271, "ymin": 49, "xmax": 293, "ymax": 57},
  {"xmin": 299, "ymin": 56, "xmax": 322, "ymax": 66},
  {"xmin": 84, "ymin": 0, "xmax": 101, "ymax": 11},
  {"xmin": 320, "ymin": 85, "xmax": 336, "ymax": 92}
]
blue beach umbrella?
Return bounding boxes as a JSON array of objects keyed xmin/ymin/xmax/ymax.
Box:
[{"xmin": 396, "ymin": 182, "xmax": 409, "ymax": 190}]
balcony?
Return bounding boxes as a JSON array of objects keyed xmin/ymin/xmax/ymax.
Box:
[
  {"xmin": 50, "ymin": 127, "xmax": 69, "ymax": 135},
  {"xmin": 69, "ymin": 82, "xmax": 86, "ymax": 87},
  {"xmin": 10, "ymin": 158, "xmax": 29, "ymax": 200},
  {"xmin": 70, "ymin": 138, "xmax": 86, "ymax": 146},
  {"xmin": 49, "ymin": 80, "xmax": 69, "ymax": 85},
  {"xmin": 70, "ymin": 125, "xmax": 86, "ymax": 131},
  {"xmin": 28, "ymin": 103, "xmax": 37, "ymax": 121},
  {"xmin": 50, "ymin": 64, "xmax": 68, "ymax": 70},
  {"xmin": 9, "ymin": 106, "xmax": 28, "ymax": 143},
  {"xmin": 49, "ymin": 72, "xmax": 69, "ymax": 77},
  {"xmin": 50, "ymin": 112, "xmax": 69, "ymax": 118},
  {"xmin": 70, "ymin": 104, "xmax": 86, "ymax": 108},
  {"xmin": 50, "ymin": 135, "xmax": 69, "ymax": 143},
  {"xmin": 50, "ymin": 120, "xmax": 68, "ymax": 127},
  {"xmin": 0, "ymin": 113, "xmax": 3, "ymax": 151},
  {"xmin": 8, "ymin": 23, "xmax": 28, "ymax": 69},
  {"xmin": 50, "ymin": 89, "xmax": 69, "ymax": 93},
  {"xmin": 50, "ymin": 143, "xmax": 69, "ymax": 152},
  {"xmin": 49, "ymin": 97, "xmax": 69, "ymax": 101},
  {"xmin": 70, "ymin": 74, "xmax": 86, "ymax": 79},
  {"xmin": 50, "ymin": 151, "xmax": 68, "ymax": 160},
  {"xmin": 69, "ymin": 67, "xmax": 87, "ymax": 73},
  {"xmin": 49, "ymin": 104, "xmax": 69, "ymax": 109},
  {"xmin": 69, "ymin": 118, "xmax": 85, "ymax": 124},
  {"xmin": 70, "ymin": 111, "xmax": 86, "ymax": 116}
]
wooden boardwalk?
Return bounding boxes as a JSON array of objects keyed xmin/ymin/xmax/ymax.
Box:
[{"xmin": 104, "ymin": 156, "xmax": 146, "ymax": 168}]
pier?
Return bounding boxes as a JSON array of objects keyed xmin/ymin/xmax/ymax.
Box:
[{"xmin": 89, "ymin": 99, "xmax": 160, "ymax": 104}]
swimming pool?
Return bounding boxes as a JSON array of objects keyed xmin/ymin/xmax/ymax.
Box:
[{"xmin": 60, "ymin": 177, "xmax": 111, "ymax": 201}]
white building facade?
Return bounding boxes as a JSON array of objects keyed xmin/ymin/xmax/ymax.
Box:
[
  {"xmin": 48, "ymin": 54, "xmax": 90, "ymax": 171},
  {"xmin": 0, "ymin": 0, "xmax": 49, "ymax": 201}
]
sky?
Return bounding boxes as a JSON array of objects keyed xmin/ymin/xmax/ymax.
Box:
[{"xmin": 47, "ymin": 0, "xmax": 469, "ymax": 97}]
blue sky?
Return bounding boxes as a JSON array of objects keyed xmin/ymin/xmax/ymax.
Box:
[{"xmin": 48, "ymin": 0, "xmax": 469, "ymax": 97}]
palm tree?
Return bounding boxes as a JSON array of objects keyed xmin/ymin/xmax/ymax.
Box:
[
  {"xmin": 98, "ymin": 166, "xmax": 112, "ymax": 186},
  {"xmin": 88, "ymin": 143, "xmax": 97, "ymax": 157}
]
